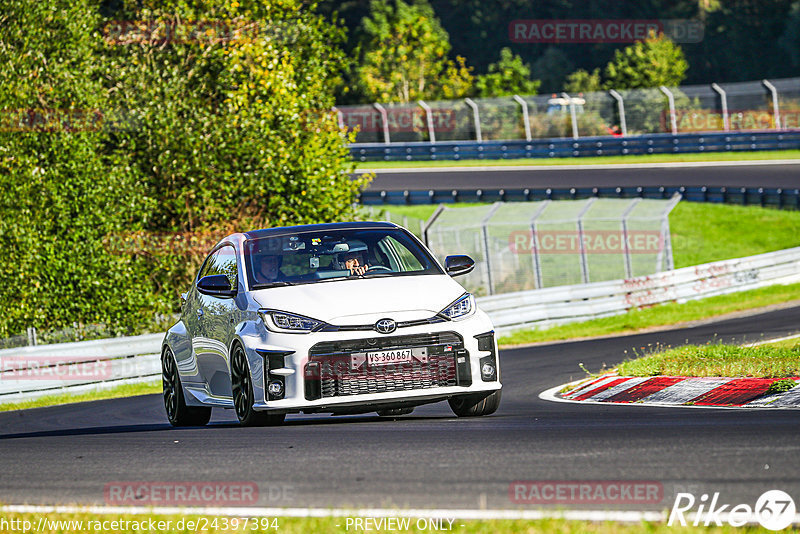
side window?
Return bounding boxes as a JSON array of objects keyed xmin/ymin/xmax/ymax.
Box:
[
  {"xmin": 379, "ymin": 236, "xmax": 424, "ymax": 272},
  {"xmin": 197, "ymin": 249, "xmax": 222, "ymax": 281},
  {"xmin": 217, "ymin": 245, "xmax": 238, "ymax": 289},
  {"xmin": 197, "ymin": 246, "xmax": 238, "ymax": 289}
]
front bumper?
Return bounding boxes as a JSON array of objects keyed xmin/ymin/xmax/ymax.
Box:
[{"xmin": 243, "ymin": 310, "xmax": 501, "ymax": 412}]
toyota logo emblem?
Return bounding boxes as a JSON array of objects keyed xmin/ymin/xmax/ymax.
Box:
[{"xmin": 375, "ymin": 318, "xmax": 396, "ymax": 334}]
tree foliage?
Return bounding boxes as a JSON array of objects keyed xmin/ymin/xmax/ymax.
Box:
[
  {"xmin": 473, "ymin": 47, "xmax": 540, "ymax": 98},
  {"xmin": 355, "ymin": 0, "xmax": 473, "ymax": 102},
  {"xmin": 603, "ymin": 33, "xmax": 689, "ymax": 89},
  {"xmin": 0, "ymin": 0, "xmax": 368, "ymax": 338},
  {"xmin": 564, "ymin": 68, "xmax": 603, "ymax": 94}
]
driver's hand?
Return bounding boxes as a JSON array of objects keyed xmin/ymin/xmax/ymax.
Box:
[{"xmin": 350, "ymin": 264, "xmax": 370, "ymax": 276}]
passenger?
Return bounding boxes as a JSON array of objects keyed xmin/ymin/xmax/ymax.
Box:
[{"xmin": 256, "ymin": 255, "xmax": 282, "ymax": 283}]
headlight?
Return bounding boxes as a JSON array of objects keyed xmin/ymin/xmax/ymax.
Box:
[
  {"xmin": 260, "ymin": 310, "xmax": 325, "ymax": 333},
  {"xmin": 440, "ymin": 293, "xmax": 475, "ymax": 321}
]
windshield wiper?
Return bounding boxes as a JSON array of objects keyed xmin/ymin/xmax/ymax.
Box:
[
  {"xmin": 251, "ymin": 281, "xmax": 295, "ymax": 289},
  {"xmin": 359, "ymin": 273, "xmax": 393, "ymax": 278}
]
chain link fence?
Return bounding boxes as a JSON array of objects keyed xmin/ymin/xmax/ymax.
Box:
[
  {"xmin": 338, "ymin": 77, "xmax": 800, "ymax": 144},
  {"xmin": 423, "ymin": 195, "xmax": 680, "ymax": 296}
]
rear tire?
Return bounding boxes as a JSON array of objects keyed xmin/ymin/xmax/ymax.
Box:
[
  {"xmin": 448, "ymin": 390, "xmax": 501, "ymax": 417},
  {"xmin": 230, "ymin": 344, "xmax": 285, "ymax": 427},
  {"xmin": 162, "ymin": 348, "xmax": 212, "ymax": 427}
]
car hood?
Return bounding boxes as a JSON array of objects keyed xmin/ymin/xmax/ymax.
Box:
[{"xmin": 251, "ymin": 274, "xmax": 467, "ymax": 325}]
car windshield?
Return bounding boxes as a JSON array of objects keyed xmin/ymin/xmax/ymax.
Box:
[{"xmin": 245, "ymin": 227, "xmax": 443, "ymax": 289}]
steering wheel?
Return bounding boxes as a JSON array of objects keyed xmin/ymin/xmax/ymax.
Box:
[{"xmin": 366, "ymin": 265, "xmax": 392, "ymax": 272}]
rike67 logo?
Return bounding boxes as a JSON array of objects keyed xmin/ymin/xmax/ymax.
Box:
[{"xmin": 669, "ymin": 490, "xmax": 796, "ymax": 530}]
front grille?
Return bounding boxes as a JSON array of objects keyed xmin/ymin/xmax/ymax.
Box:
[{"xmin": 306, "ymin": 332, "xmax": 464, "ymax": 398}]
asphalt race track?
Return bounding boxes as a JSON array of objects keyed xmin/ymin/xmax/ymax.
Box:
[
  {"xmin": 362, "ymin": 161, "xmax": 800, "ymax": 192},
  {"xmin": 2, "ymin": 305, "xmax": 799, "ymax": 512}
]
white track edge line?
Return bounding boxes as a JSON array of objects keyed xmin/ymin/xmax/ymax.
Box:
[{"xmin": 742, "ymin": 333, "xmax": 800, "ymax": 347}]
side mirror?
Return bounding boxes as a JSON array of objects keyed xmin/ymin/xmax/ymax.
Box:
[
  {"xmin": 197, "ymin": 274, "xmax": 236, "ymax": 298},
  {"xmin": 445, "ymin": 255, "xmax": 475, "ymax": 277}
]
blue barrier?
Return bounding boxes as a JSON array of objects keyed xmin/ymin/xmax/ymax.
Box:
[
  {"xmin": 350, "ymin": 130, "xmax": 800, "ymax": 162},
  {"xmin": 359, "ymin": 186, "xmax": 800, "ymax": 209}
]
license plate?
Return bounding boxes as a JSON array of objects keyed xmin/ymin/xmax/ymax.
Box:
[{"xmin": 366, "ymin": 348, "xmax": 412, "ymax": 366}]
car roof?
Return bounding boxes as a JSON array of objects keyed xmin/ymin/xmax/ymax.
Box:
[{"xmin": 243, "ymin": 221, "xmax": 400, "ymax": 240}]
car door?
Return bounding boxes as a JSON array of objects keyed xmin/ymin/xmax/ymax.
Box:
[
  {"xmin": 196, "ymin": 244, "xmax": 238, "ymax": 398},
  {"xmin": 177, "ymin": 249, "xmax": 218, "ymax": 387}
]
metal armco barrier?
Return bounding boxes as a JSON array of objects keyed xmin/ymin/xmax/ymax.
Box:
[
  {"xmin": 0, "ymin": 333, "xmax": 162, "ymax": 404},
  {"xmin": 351, "ymin": 130, "xmax": 800, "ymax": 162},
  {"xmin": 360, "ymin": 185, "xmax": 800, "ymax": 210},
  {"xmin": 1, "ymin": 247, "xmax": 799, "ymax": 403},
  {"xmin": 478, "ymin": 246, "xmax": 800, "ymax": 335}
]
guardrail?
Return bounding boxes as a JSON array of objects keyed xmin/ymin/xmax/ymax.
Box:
[
  {"xmin": 1, "ymin": 246, "xmax": 798, "ymax": 403},
  {"xmin": 359, "ymin": 185, "xmax": 800, "ymax": 209},
  {"xmin": 0, "ymin": 333, "xmax": 162, "ymax": 404},
  {"xmin": 478, "ymin": 246, "xmax": 800, "ymax": 335},
  {"xmin": 351, "ymin": 130, "xmax": 800, "ymax": 162}
]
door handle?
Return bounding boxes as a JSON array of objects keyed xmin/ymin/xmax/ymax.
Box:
[{"xmin": 196, "ymin": 308, "xmax": 204, "ymax": 318}]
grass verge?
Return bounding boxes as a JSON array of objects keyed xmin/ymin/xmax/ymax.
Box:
[
  {"xmin": 497, "ymin": 283, "xmax": 800, "ymax": 347},
  {"xmin": 0, "ymin": 381, "xmax": 160, "ymax": 413},
  {"xmin": 615, "ymin": 341, "xmax": 800, "ymax": 378},
  {"xmin": 0, "ymin": 511, "xmax": 777, "ymax": 533},
  {"xmin": 355, "ymin": 149, "xmax": 800, "ymax": 169}
]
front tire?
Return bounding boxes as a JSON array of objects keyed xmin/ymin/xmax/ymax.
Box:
[
  {"xmin": 448, "ymin": 390, "xmax": 502, "ymax": 417},
  {"xmin": 162, "ymin": 348, "xmax": 212, "ymax": 427},
  {"xmin": 230, "ymin": 344, "xmax": 285, "ymax": 427}
]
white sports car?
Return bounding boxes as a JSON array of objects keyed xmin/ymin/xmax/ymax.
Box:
[{"xmin": 162, "ymin": 222, "xmax": 501, "ymax": 426}]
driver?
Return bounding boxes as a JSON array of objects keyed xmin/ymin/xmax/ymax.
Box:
[{"xmin": 342, "ymin": 250, "xmax": 370, "ymax": 276}]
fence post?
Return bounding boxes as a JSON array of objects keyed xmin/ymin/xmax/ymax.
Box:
[
  {"xmin": 661, "ymin": 193, "xmax": 682, "ymax": 271},
  {"xmin": 418, "ymin": 100, "xmax": 436, "ymax": 143},
  {"xmin": 422, "ymin": 204, "xmax": 446, "ymax": 248},
  {"xmin": 621, "ymin": 198, "xmax": 642, "ymax": 279},
  {"xmin": 608, "ymin": 89, "xmax": 627, "ymax": 136},
  {"xmin": 710, "ymin": 83, "xmax": 729, "ymax": 131},
  {"xmin": 576, "ymin": 197, "xmax": 597, "ymax": 284},
  {"xmin": 660, "ymin": 86, "xmax": 678, "ymax": 135},
  {"xmin": 512, "ymin": 95, "xmax": 532, "ymax": 142},
  {"xmin": 529, "ymin": 200, "xmax": 551, "ymax": 289},
  {"xmin": 331, "ymin": 106, "xmax": 345, "ymax": 131},
  {"xmin": 464, "ymin": 98, "xmax": 482, "ymax": 142},
  {"xmin": 561, "ymin": 92, "xmax": 579, "ymax": 139},
  {"xmin": 762, "ymin": 79, "xmax": 781, "ymax": 130},
  {"xmin": 481, "ymin": 203, "xmax": 502, "ymax": 295},
  {"xmin": 372, "ymin": 103, "xmax": 391, "ymax": 144}
]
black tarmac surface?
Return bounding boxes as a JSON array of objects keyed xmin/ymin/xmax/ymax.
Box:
[
  {"xmin": 1, "ymin": 306, "xmax": 799, "ymax": 511},
  {"xmin": 363, "ymin": 161, "xmax": 800, "ymax": 192}
]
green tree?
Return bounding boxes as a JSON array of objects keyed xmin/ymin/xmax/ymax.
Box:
[
  {"xmin": 105, "ymin": 0, "xmax": 366, "ymax": 233},
  {"xmin": 564, "ymin": 68, "xmax": 602, "ymax": 94},
  {"xmin": 603, "ymin": 33, "xmax": 688, "ymax": 90},
  {"xmin": 356, "ymin": 0, "xmax": 472, "ymax": 102},
  {"xmin": 473, "ymin": 47, "xmax": 540, "ymax": 97},
  {"xmin": 531, "ymin": 47, "xmax": 574, "ymax": 95},
  {"xmin": 0, "ymin": 0, "xmax": 370, "ymax": 337},
  {"xmin": 0, "ymin": 0, "xmax": 157, "ymax": 337}
]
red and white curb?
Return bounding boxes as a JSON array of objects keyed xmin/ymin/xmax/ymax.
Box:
[
  {"xmin": 541, "ymin": 375, "xmax": 800, "ymax": 409},
  {"xmin": 541, "ymin": 334, "xmax": 800, "ymax": 409}
]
